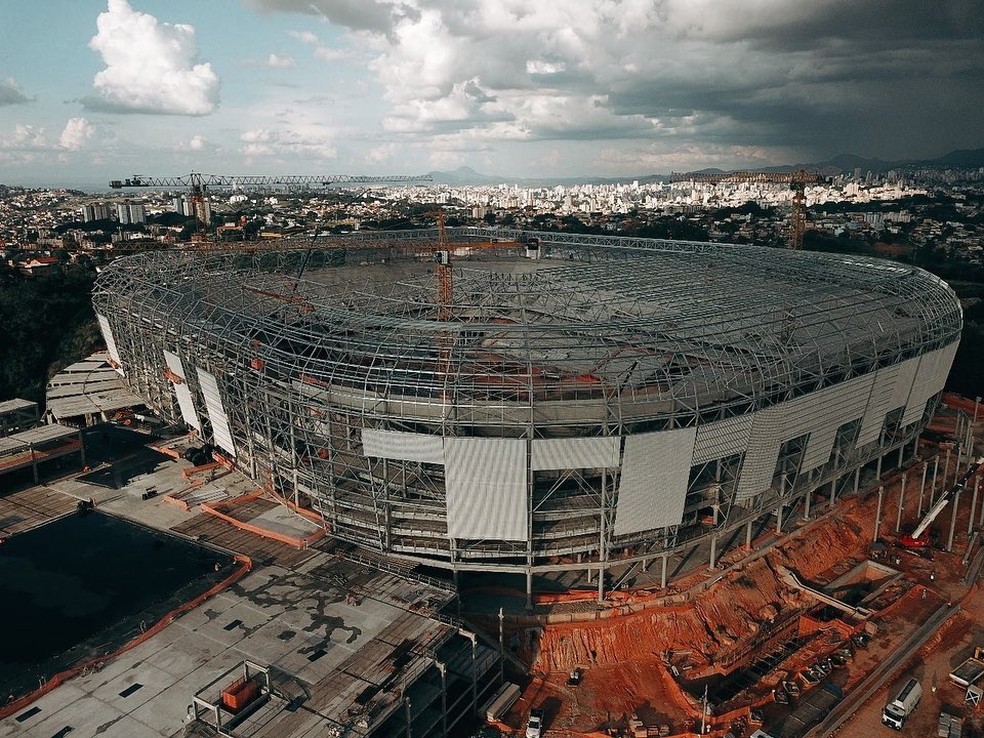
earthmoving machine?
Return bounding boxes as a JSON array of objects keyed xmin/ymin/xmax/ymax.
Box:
[{"xmin": 899, "ymin": 457, "xmax": 984, "ymax": 549}]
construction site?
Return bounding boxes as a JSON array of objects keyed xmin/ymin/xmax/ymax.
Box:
[{"xmin": 2, "ymin": 226, "xmax": 984, "ymax": 737}]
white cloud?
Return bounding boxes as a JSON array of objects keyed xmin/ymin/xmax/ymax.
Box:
[
  {"xmin": 267, "ymin": 53, "xmax": 296, "ymax": 68},
  {"xmin": 174, "ymin": 134, "xmax": 209, "ymax": 151},
  {"xmin": 288, "ymin": 30, "xmax": 348, "ymax": 62},
  {"xmin": 87, "ymin": 0, "xmax": 220, "ymax": 116},
  {"xmin": 240, "ymin": 128, "xmax": 337, "ymax": 160},
  {"xmin": 0, "ymin": 124, "xmax": 48, "ymax": 150},
  {"xmin": 58, "ymin": 118, "xmax": 95, "ymax": 150}
]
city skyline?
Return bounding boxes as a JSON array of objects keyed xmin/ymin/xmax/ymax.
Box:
[{"xmin": 1, "ymin": 0, "xmax": 982, "ymax": 187}]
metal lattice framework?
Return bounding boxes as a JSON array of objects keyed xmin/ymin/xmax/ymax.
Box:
[{"xmin": 93, "ymin": 229, "xmax": 962, "ymax": 588}]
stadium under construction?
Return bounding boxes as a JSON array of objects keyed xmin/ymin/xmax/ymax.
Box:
[{"xmin": 92, "ymin": 228, "xmax": 963, "ymax": 603}]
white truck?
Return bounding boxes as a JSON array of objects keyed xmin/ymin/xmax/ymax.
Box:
[{"xmin": 882, "ymin": 677, "xmax": 922, "ymax": 730}]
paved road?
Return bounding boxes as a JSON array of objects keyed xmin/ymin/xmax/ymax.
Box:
[{"xmin": 807, "ymin": 600, "xmax": 958, "ymax": 737}]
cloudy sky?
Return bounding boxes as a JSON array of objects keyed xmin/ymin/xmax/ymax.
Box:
[{"xmin": 1, "ymin": 0, "xmax": 982, "ymax": 187}]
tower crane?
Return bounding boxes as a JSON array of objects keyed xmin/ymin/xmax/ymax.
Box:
[
  {"xmin": 899, "ymin": 456, "xmax": 984, "ymax": 549},
  {"xmin": 109, "ymin": 172, "xmax": 431, "ymax": 246},
  {"xmin": 430, "ymin": 209, "xmax": 453, "ymax": 321},
  {"xmin": 670, "ymin": 169, "xmax": 825, "ymax": 250}
]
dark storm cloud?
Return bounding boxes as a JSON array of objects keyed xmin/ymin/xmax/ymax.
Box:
[
  {"xmin": 243, "ymin": 0, "xmax": 419, "ymax": 35},
  {"xmin": 245, "ymin": 0, "xmax": 984, "ymax": 163},
  {"xmin": 0, "ymin": 79, "xmax": 32, "ymax": 106}
]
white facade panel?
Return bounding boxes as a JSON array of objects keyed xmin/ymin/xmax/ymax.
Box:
[
  {"xmin": 162, "ymin": 349, "xmax": 201, "ymax": 431},
  {"xmin": 693, "ymin": 415, "xmax": 753, "ymax": 465},
  {"xmin": 735, "ymin": 408, "xmax": 786, "ymax": 501},
  {"xmin": 889, "ymin": 355, "xmax": 920, "ymax": 412},
  {"xmin": 856, "ymin": 363, "xmax": 902, "ymax": 448},
  {"xmin": 530, "ymin": 437, "xmax": 621, "ymax": 471},
  {"xmin": 902, "ymin": 342, "xmax": 958, "ymax": 427},
  {"xmin": 614, "ymin": 427, "xmax": 697, "ymax": 536},
  {"xmin": 96, "ymin": 314, "xmax": 124, "ymax": 376},
  {"xmin": 736, "ymin": 374, "xmax": 873, "ymax": 499},
  {"xmin": 799, "ymin": 374, "xmax": 873, "ymax": 471},
  {"xmin": 361, "ymin": 429, "xmax": 445, "ymax": 464},
  {"xmin": 196, "ymin": 368, "xmax": 237, "ymax": 457},
  {"xmin": 444, "ymin": 438, "xmax": 527, "ymax": 541}
]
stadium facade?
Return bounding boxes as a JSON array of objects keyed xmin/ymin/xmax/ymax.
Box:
[{"xmin": 93, "ymin": 229, "xmax": 962, "ymax": 599}]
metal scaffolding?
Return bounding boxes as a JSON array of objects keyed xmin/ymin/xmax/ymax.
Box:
[{"xmin": 93, "ymin": 229, "xmax": 962, "ymax": 588}]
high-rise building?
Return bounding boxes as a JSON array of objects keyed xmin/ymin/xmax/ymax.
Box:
[
  {"xmin": 80, "ymin": 203, "xmax": 111, "ymax": 222},
  {"xmin": 117, "ymin": 202, "xmax": 147, "ymax": 225}
]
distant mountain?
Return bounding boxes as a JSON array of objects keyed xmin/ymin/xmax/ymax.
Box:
[
  {"xmin": 426, "ymin": 166, "xmax": 503, "ymax": 186},
  {"xmin": 426, "ymin": 147, "xmax": 984, "ymax": 188},
  {"xmin": 931, "ymin": 148, "xmax": 984, "ymax": 169}
]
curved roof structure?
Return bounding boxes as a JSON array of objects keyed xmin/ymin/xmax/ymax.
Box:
[{"xmin": 95, "ymin": 228, "xmax": 961, "ymax": 431}]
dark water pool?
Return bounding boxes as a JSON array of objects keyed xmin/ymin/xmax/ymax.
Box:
[{"xmin": 0, "ymin": 511, "xmax": 233, "ymax": 699}]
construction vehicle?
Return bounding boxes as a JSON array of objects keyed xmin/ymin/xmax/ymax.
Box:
[
  {"xmin": 669, "ymin": 169, "xmax": 825, "ymax": 250},
  {"xmin": 899, "ymin": 457, "xmax": 984, "ymax": 549},
  {"xmin": 881, "ymin": 677, "xmax": 921, "ymax": 730}
]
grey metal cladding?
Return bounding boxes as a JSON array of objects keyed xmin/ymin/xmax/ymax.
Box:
[
  {"xmin": 530, "ymin": 437, "xmax": 621, "ymax": 471},
  {"xmin": 444, "ymin": 437, "xmax": 528, "ymax": 541},
  {"xmin": 361, "ymin": 429, "xmax": 445, "ymax": 464},
  {"xmin": 196, "ymin": 368, "xmax": 237, "ymax": 457},
  {"xmin": 614, "ymin": 427, "xmax": 697, "ymax": 536},
  {"xmin": 693, "ymin": 415, "xmax": 754, "ymax": 465}
]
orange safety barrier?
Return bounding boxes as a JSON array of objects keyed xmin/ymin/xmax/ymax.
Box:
[{"xmin": 0, "ymin": 553, "xmax": 252, "ymax": 721}]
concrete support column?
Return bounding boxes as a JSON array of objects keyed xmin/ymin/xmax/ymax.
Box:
[
  {"xmin": 874, "ymin": 485, "xmax": 884, "ymax": 542},
  {"xmin": 919, "ymin": 461, "xmax": 929, "ymax": 516},
  {"xmin": 660, "ymin": 554, "xmax": 669, "ymax": 589},
  {"xmin": 896, "ymin": 473, "xmax": 907, "ymax": 533},
  {"xmin": 956, "ymin": 443, "xmax": 965, "ymax": 486},
  {"xmin": 438, "ymin": 662, "xmax": 448, "ymax": 738},
  {"xmin": 830, "ymin": 479, "xmax": 837, "ymax": 507},
  {"xmin": 30, "ymin": 444, "xmax": 38, "ymax": 484},
  {"xmin": 709, "ymin": 535, "xmax": 718, "ymax": 571},
  {"xmin": 597, "ymin": 565, "xmax": 604, "ymax": 603},
  {"xmin": 975, "ymin": 396, "xmax": 981, "ymax": 422},
  {"xmin": 876, "ymin": 453, "xmax": 883, "ymax": 480},
  {"xmin": 931, "ymin": 456, "xmax": 940, "ymax": 504},
  {"xmin": 969, "ymin": 478, "xmax": 979, "ymax": 537},
  {"xmin": 776, "ymin": 505, "xmax": 784, "ymax": 535},
  {"xmin": 898, "ymin": 444, "xmax": 905, "ymax": 468},
  {"xmin": 948, "ymin": 490, "xmax": 961, "ymax": 552},
  {"xmin": 745, "ymin": 520, "xmax": 754, "ymax": 550},
  {"xmin": 853, "ymin": 467, "xmax": 861, "ymax": 494},
  {"xmin": 979, "ymin": 476, "xmax": 984, "ymax": 528},
  {"xmin": 469, "ymin": 637, "xmax": 478, "ymax": 708},
  {"xmin": 642, "ymin": 557, "xmax": 649, "ymax": 572},
  {"xmin": 525, "ymin": 571, "xmax": 533, "ymax": 610},
  {"xmin": 943, "ymin": 448, "xmax": 952, "ymax": 492},
  {"xmin": 804, "ymin": 489, "xmax": 812, "ymax": 521}
]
